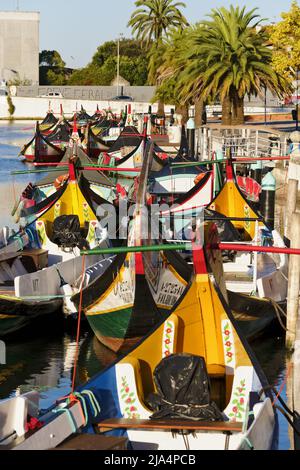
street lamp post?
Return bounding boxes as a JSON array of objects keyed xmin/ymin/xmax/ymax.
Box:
[
  {"xmin": 117, "ymin": 33, "xmax": 124, "ymax": 97},
  {"xmin": 264, "ymin": 85, "xmax": 267, "ymax": 125},
  {"xmin": 296, "ymin": 69, "xmax": 299, "ymax": 131}
]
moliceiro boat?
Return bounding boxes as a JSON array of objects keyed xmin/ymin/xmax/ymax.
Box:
[
  {"xmin": 20, "ymin": 122, "xmax": 66, "ymax": 164},
  {"xmin": 0, "ymin": 146, "xmax": 113, "ymax": 336}
]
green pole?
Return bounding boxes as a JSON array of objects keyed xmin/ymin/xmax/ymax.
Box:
[
  {"xmin": 11, "ymin": 167, "xmax": 69, "ymax": 175},
  {"xmin": 80, "ymin": 243, "xmax": 192, "ymax": 256},
  {"xmin": 170, "ymin": 159, "xmax": 227, "ymax": 168}
]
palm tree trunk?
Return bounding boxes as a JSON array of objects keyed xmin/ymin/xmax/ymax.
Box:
[
  {"xmin": 175, "ymin": 104, "xmax": 188, "ymax": 125},
  {"xmin": 157, "ymin": 100, "xmax": 165, "ymax": 117},
  {"xmin": 222, "ymin": 96, "xmax": 232, "ymax": 126},
  {"xmin": 232, "ymin": 93, "xmax": 244, "ymax": 125},
  {"xmin": 195, "ymin": 98, "xmax": 204, "ymax": 127}
]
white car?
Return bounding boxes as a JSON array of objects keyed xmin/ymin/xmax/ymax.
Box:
[{"xmin": 39, "ymin": 91, "xmax": 63, "ymax": 98}]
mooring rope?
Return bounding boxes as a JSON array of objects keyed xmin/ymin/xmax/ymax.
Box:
[
  {"xmin": 71, "ymin": 254, "xmax": 86, "ymax": 393},
  {"xmin": 264, "ymin": 297, "xmax": 288, "ymax": 332}
]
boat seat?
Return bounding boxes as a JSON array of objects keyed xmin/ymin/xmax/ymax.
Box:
[
  {"xmin": 54, "ymin": 433, "xmax": 127, "ymax": 451},
  {"xmin": 36, "ymin": 220, "xmax": 57, "ymax": 251},
  {"xmin": 206, "ymin": 364, "xmax": 227, "ymax": 411},
  {"xmin": 0, "ymin": 391, "xmax": 39, "ymax": 444},
  {"xmin": 98, "ymin": 418, "xmax": 243, "ymax": 433},
  {"xmin": 207, "ymin": 364, "xmax": 226, "ymax": 377},
  {"xmin": 224, "ymin": 366, "xmax": 259, "ymax": 423},
  {"xmin": 115, "ymin": 314, "xmax": 179, "ymax": 419}
]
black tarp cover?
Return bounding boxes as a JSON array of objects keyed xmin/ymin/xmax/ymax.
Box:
[
  {"xmin": 36, "ymin": 145, "xmax": 115, "ymax": 188},
  {"xmin": 41, "ymin": 112, "xmax": 58, "ymax": 126},
  {"xmin": 147, "ymin": 353, "xmax": 223, "ymax": 421},
  {"xmin": 108, "ymin": 125, "xmax": 142, "ymax": 153},
  {"xmin": 47, "ymin": 121, "xmax": 71, "ymax": 143}
]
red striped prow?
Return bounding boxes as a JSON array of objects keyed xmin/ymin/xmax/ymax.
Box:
[
  {"xmin": 211, "ymin": 243, "xmax": 300, "ymax": 256},
  {"xmin": 135, "ymin": 252, "xmax": 144, "ymax": 275},
  {"xmin": 192, "ymin": 243, "xmax": 207, "ymax": 274}
]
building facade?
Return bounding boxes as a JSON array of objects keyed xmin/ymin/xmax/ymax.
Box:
[{"xmin": 0, "ymin": 11, "xmax": 39, "ymax": 85}]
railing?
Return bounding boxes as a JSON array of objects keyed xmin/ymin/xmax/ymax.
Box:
[{"xmin": 197, "ymin": 127, "xmax": 289, "ymax": 164}]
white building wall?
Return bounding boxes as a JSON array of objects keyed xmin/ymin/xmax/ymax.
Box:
[{"xmin": 0, "ymin": 96, "xmax": 169, "ymax": 119}]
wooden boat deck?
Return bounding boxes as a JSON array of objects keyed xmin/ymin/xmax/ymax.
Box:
[
  {"xmin": 54, "ymin": 434, "xmax": 127, "ymax": 451},
  {"xmin": 98, "ymin": 418, "xmax": 243, "ymax": 433}
]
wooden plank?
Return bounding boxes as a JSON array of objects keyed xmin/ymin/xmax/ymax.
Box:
[
  {"xmin": 98, "ymin": 418, "xmax": 243, "ymax": 433},
  {"xmin": 286, "ymin": 212, "xmax": 300, "ymax": 349},
  {"xmin": 55, "ymin": 434, "xmax": 127, "ymax": 450}
]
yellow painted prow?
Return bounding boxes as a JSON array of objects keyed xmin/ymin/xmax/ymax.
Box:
[
  {"xmin": 209, "ymin": 180, "xmax": 259, "ymax": 240},
  {"xmin": 122, "ymin": 270, "xmax": 252, "ymax": 405},
  {"xmin": 39, "ymin": 179, "xmax": 95, "ymax": 237}
]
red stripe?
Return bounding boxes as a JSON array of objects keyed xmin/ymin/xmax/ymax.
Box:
[
  {"xmin": 192, "ymin": 243, "xmax": 207, "ymax": 274},
  {"xmin": 135, "ymin": 252, "xmax": 144, "ymax": 275},
  {"xmin": 225, "ymin": 159, "xmax": 234, "ymax": 181},
  {"xmin": 216, "ymin": 243, "xmax": 299, "ymax": 255}
]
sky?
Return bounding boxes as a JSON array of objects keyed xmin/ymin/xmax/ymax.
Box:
[{"xmin": 1, "ymin": 0, "xmax": 297, "ymax": 68}]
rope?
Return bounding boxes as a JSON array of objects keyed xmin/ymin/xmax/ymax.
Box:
[
  {"xmin": 71, "ymin": 254, "xmax": 86, "ymax": 393},
  {"xmin": 81, "ymin": 390, "xmax": 101, "ymax": 416},
  {"xmin": 257, "ymin": 365, "xmax": 300, "ymax": 442},
  {"xmin": 274, "ymin": 405, "xmax": 300, "ymax": 437},
  {"xmin": 66, "ymin": 394, "xmax": 88, "ymax": 426},
  {"xmin": 242, "ymin": 436, "xmax": 254, "ymax": 449},
  {"xmin": 266, "ymin": 297, "xmax": 288, "ymax": 332}
]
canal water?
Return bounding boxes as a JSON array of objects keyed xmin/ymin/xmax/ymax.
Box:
[{"xmin": 0, "ymin": 121, "xmax": 293, "ymax": 449}]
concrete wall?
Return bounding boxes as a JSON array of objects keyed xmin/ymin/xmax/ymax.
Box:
[
  {"xmin": 13, "ymin": 85, "xmax": 156, "ymax": 102},
  {"xmin": 0, "ymin": 11, "xmax": 39, "ymax": 85},
  {"xmin": 12, "ymin": 85, "xmax": 284, "ymax": 107},
  {"xmin": 0, "ymin": 95, "xmax": 290, "ymax": 120}
]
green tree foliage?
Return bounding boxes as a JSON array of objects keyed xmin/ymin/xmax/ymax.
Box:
[
  {"xmin": 152, "ymin": 28, "xmax": 191, "ymax": 120},
  {"xmin": 128, "ymin": 0, "xmax": 188, "ymax": 115},
  {"xmin": 7, "ymin": 77, "xmax": 31, "ymax": 86},
  {"xmin": 39, "ymin": 50, "xmax": 66, "ymax": 68},
  {"xmin": 7, "ymin": 95, "xmax": 15, "ymax": 117},
  {"xmin": 68, "ymin": 39, "xmax": 148, "ymax": 86},
  {"xmin": 147, "ymin": 40, "xmax": 167, "ymax": 85},
  {"xmin": 128, "ymin": 0, "xmax": 188, "ymax": 45},
  {"xmin": 39, "ymin": 50, "xmax": 68, "ymax": 85},
  {"xmin": 270, "ymin": 1, "xmax": 300, "ymax": 79}
]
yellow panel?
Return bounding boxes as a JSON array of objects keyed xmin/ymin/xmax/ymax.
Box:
[
  {"xmin": 128, "ymin": 274, "xmax": 250, "ymax": 367},
  {"xmin": 39, "ymin": 180, "xmax": 95, "ymax": 233},
  {"xmin": 209, "ymin": 181, "xmax": 259, "ymax": 240}
]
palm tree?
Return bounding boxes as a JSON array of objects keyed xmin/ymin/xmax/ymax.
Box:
[
  {"xmin": 177, "ymin": 6, "xmax": 291, "ymax": 125},
  {"xmin": 128, "ymin": 0, "xmax": 188, "ymax": 46},
  {"xmin": 128, "ymin": 0, "xmax": 188, "ymax": 116},
  {"xmin": 153, "ymin": 27, "xmax": 190, "ymax": 121},
  {"xmin": 153, "ymin": 26, "xmax": 206, "ymax": 125}
]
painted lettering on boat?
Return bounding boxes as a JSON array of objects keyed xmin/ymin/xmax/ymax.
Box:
[
  {"xmin": 143, "ymin": 252, "xmax": 186, "ymax": 308},
  {"xmin": 113, "ymin": 279, "xmax": 134, "ymax": 304}
]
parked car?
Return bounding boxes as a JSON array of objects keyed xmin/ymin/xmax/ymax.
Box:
[
  {"xmin": 111, "ymin": 95, "xmax": 133, "ymax": 102},
  {"xmin": 39, "ymin": 91, "xmax": 63, "ymax": 98}
]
